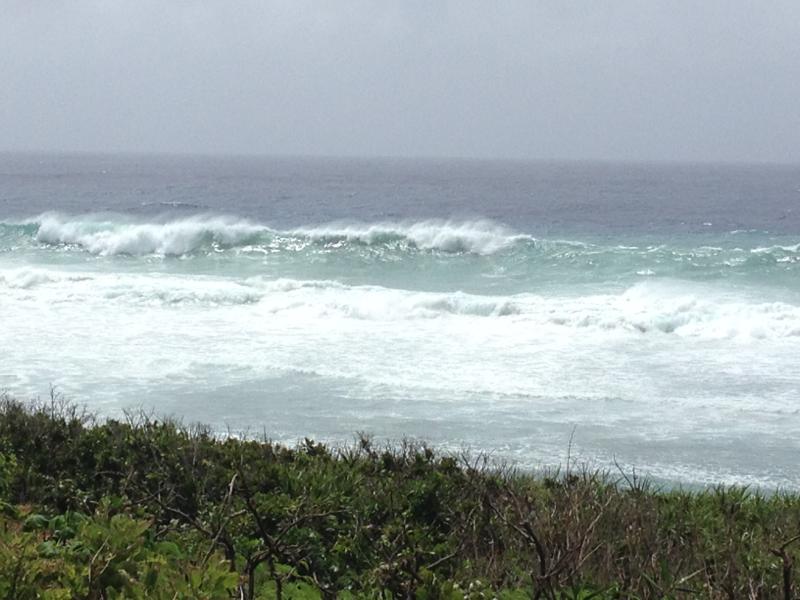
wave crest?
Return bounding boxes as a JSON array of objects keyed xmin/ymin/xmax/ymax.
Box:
[
  {"xmin": 247, "ymin": 278, "xmax": 521, "ymax": 319},
  {"xmin": 0, "ymin": 268, "xmax": 92, "ymax": 289},
  {"xmin": 543, "ymin": 283, "xmax": 800, "ymax": 339},
  {"xmin": 4, "ymin": 267, "xmax": 798, "ymax": 339},
  {"xmin": 5, "ymin": 214, "xmax": 529, "ymax": 256},
  {"xmin": 32, "ymin": 213, "xmax": 266, "ymax": 256},
  {"xmin": 290, "ymin": 220, "xmax": 528, "ymax": 255}
]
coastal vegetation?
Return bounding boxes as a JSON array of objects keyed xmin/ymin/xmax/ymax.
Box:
[{"xmin": 1, "ymin": 392, "xmax": 799, "ymax": 599}]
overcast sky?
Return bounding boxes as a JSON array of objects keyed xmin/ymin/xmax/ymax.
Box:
[{"xmin": 1, "ymin": 1, "xmax": 798, "ymax": 162}]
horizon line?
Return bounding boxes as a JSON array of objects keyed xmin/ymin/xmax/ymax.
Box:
[{"xmin": 1, "ymin": 147, "xmax": 798, "ymax": 169}]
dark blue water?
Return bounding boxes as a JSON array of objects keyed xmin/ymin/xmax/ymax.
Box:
[{"xmin": 2, "ymin": 153, "xmax": 798, "ymax": 234}]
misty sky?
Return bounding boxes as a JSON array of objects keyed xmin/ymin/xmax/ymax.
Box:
[{"xmin": 1, "ymin": 1, "xmax": 799, "ymax": 162}]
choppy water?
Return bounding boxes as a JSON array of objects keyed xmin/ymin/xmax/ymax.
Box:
[{"xmin": 2, "ymin": 154, "xmax": 799, "ymax": 487}]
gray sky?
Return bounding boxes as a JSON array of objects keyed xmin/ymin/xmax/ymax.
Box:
[{"xmin": 1, "ymin": 1, "xmax": 799, "ymax": 162}]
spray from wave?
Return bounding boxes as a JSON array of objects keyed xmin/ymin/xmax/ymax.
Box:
[
  {"xmin": 290, "ymin": 220, "xmax": 529, "ymax": 254},
  {"xmin": 2, "ymin": 215, "xmax": 799, "ymax": 295},
  {"xmin": 0, "ymin": 213, "xmax": 530, "ymax": 257},
  {"xmin": 31, "ymin": 213, "xmax": 266, "ymax": 256}
]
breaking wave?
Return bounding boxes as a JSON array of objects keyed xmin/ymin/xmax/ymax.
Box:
[
  {"xmin": 0, "ymin": 214, "xmax": 531, "ymax": 256},
  {"xmin": 31, "ymin": 213, "xmax": 266, "ymax": 256},
  {"xmin": 2, "ymin": 215, "xmax": 799, "ymax": 280},
  {"xmin": 541, "ymin": 282, "xmax": 800, "ymax": 339},
  {"xmin": 290, "ymin": 220, "xmax": 529, "ymax": 254},
  {"xmin": 2, "ymin": 266, "xmax": 799, "ymax": 339},
  {"xmin": 0, "ymin": 267, "xmax": 92, "ymax": 289}
]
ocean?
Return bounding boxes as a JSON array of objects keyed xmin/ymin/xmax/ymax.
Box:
[{"xmin": 1, "ymin": 153, "xmax": 799, "ymax": 488}]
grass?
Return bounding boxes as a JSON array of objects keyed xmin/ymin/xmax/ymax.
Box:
[{"xmin": 0, "ymin": 391, "xmax": 799, "ymax": 598}]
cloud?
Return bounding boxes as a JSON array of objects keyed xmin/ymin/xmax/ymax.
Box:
[{"xmin": 1, "ymin": 0, "xmax": 798, "ymax": 162}]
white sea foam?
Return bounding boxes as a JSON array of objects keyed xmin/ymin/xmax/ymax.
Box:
[
  {"xmin": 4, "ymin": 263, "xmax": 800, "ymax": 487},
  {"xmin": 3, "ymin": 266, "xmax": 798, "ymax": 340},
  {"xmin": 0, "ymin": 268, "xmax": 61, "ymax": 289},
  {"xmin": 542, "ymin": 282, "xmax": 800, "ymax": 339},
  {"xmin": 32, "ymin": 213, "xmax": 266, "ymax": 256},
  {"xmin": 22, "ymin": 213, "xmax": 532, "ymax": 256},
  {"xmin": 751, "ymin": 243, "xmax": 800, "ymax": 255},
  {"xmin": 0, "ymin": 267, "xmax": 92, "ymax": 289},
  {"xmin": 242, "ymin": 279, "xmax": 800, "ymax": 338},
  {"xmin": 11, "ymin": 214, "xmax": 800, "ymax": 279},
  {"xmin": 250, "ymin": 281, "xmax": 521, "ymax": 320},
  {"xmin": 291, "ymin": 219, "xmax": 531, "ymax": 255}
]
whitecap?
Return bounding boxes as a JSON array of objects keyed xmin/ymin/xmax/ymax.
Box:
[{"xmin": 290, "ymin": 219, "xmax": 532, "ymax": 255}]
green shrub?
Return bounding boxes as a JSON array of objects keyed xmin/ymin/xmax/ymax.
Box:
[{"xmin": 1, "ymin": 394, "xmax": 799, "ymax": 599}]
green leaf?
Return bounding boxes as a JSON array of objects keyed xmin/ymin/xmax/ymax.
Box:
[{"xmin": 23, "ymin": 513, "xmax": 50, "ymax": 531}]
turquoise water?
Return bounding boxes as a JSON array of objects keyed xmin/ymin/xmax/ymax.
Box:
[
  {"xmin": 3, "ymin": 215, "xmax": 800, "ymax": 295},
  {"xmin": 1, "ymin": 155, "xmax": 799, "ymax": 488}
]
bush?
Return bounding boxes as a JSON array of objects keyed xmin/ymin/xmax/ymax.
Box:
[{"xmin": 1, "ymin": 394, "xmax": 799, "ymax": 599}]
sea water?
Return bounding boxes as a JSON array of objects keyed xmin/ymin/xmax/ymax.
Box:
[{"xmin": 1, "ymin": 153, "xmax": 799, "ymax": 487}]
